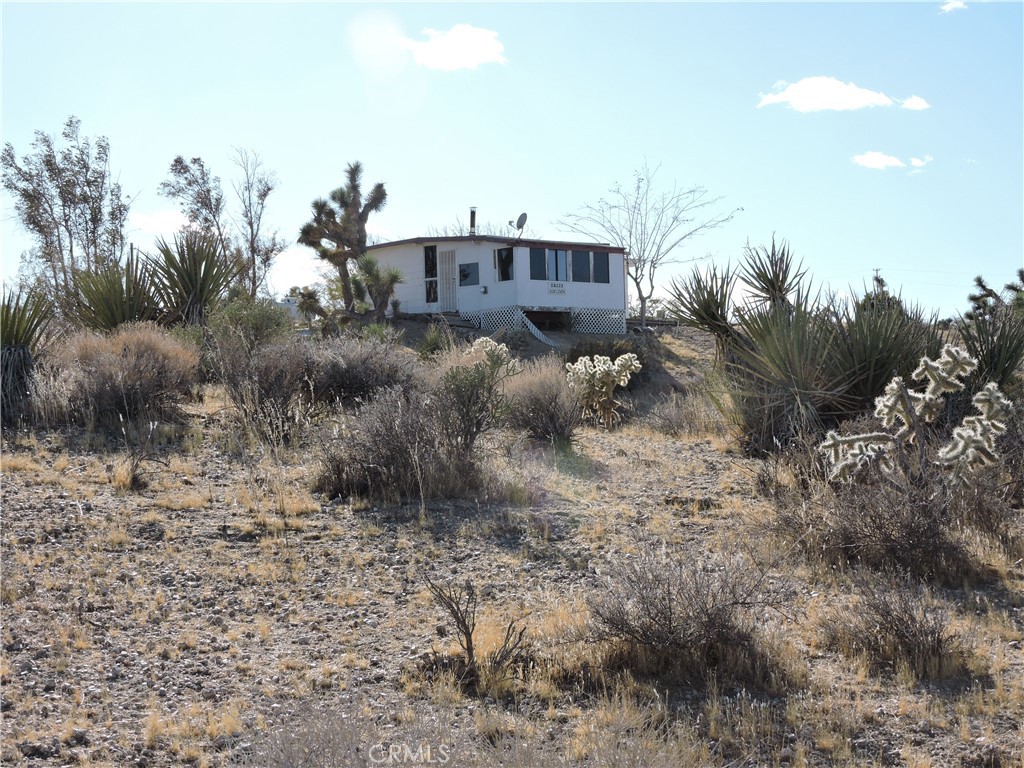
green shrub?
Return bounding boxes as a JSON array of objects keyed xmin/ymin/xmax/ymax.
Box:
[
  {"xmin": 506, "ymin": 354, "xmax": 583, "ymax": 446},
  {"xmin": 418, "ymin": 322, "xmax": 453, "ymax": 358},
  {"xmin": 151, "ymin": 230, "xmax": 239, "ymax": 326}
]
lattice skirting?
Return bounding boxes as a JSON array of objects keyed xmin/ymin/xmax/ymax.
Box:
[
  {"xmin": 460, "ymin": 306, "xmax": 626, "ymax": 335},
  {"xmin": 571, "ymin": 308, "xmax": 627, "ymax": 334}
]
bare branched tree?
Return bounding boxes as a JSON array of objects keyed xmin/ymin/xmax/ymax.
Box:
[
  {"xmin": 159, "ymin": 150, "xmax": 284, "ymax": 298},
  {"xmin": 559, "ymin": 162, "xmax": 741, "ymax": 326},
  {"xmin": 231, "ymin": 148, "xmax": 286, "ymax": 298}
]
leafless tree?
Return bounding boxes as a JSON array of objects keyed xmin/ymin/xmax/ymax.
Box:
[
  {"xmin": 559, "ymin": 162, "xmax": 741, "ymax": 326},
  {"xmin": 231, "ymin": 148, "xmax": 286, "ymax": 298},
  {"xmin": 159, "ymin": 150, "xmax": 285, "ymax": 298}
]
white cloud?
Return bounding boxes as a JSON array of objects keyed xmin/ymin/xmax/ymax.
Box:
[
  {"xmin": 127, "ymin": 209, "xmax": 189, "ymax": 238},
  {"xmin": 347, "ymin": 14, "xmax": 505, "ymax": 75},
  {"xmin": 901, "ymin": 95, "xmax": 931, "ymax": 110},
  {"xmin": 910, "ymin": 155, "xmax": 934, "ymax": 167},
  {"xmin": 401, "ymin": 24, "xmax": 506, "ymax": 71},
  {"xmin": 852, "ymin": 151, "xmax": 906, "ymax": 170},
  {"xmin": 940, "ymin": 0, "xmax": 966, "ymax": 12},
  {"xmin": 758, "ymin": 76, "xmax": 894, "ymax": 112}
]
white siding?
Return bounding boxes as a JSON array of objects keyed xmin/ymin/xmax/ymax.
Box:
[{"xmin": 371, "ymin": 239, "xmax": 627, "ymax": 316}]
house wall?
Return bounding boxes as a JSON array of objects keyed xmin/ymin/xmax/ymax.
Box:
[{"xmin": 372, "ymin": 240, "xmax": 626, "ymax": 316}]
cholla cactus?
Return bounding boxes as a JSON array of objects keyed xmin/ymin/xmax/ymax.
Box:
[
  {"xmin": 465, "ymin": 336, "xmax": 521, "ymax": 375},
  {"xmin": 820, "ymin": 345, "xmax": 1014, "ymax": 486},
  {"xmin": 566, "ymin": 353, "xmax": 642, "ymax": 430}
]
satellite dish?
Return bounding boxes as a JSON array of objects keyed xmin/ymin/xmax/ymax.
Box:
[{"xmin": 516, "ymin": 212, "xmax": 528, "ymax": 230}]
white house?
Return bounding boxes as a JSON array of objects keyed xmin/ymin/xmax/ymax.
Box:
[{"xmin": 368, "ymin": 235, "xmax": 629, "ymax": 335}]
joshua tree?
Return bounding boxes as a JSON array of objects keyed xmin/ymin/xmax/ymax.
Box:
[{"xmin": 298, "ymin": 162, "xmax": 387, "ymax": 312}]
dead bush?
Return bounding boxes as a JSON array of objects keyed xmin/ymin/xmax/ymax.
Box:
[
  {"xmin": 505, "ymin": 354, "xmax": 583, "ymax": 447},
  {"xmin": 819, "ymin": 571, "xmax": 970, "ymax": 680},
  {"xmin": 222, "ymin": 337, "xmax": 418, "ymax": 444},
  {"xmin": 314, "ymin": 386, "xmax": 478, "ymax": 503},
  {"xmin": 647, "ymin": 388, "xmax": 728, "ymax": 437},
  {"xmin": 33, "ymin": 323, "xmax": 198, "ymax": 427},
  {"xmin": 587, "ymin": 543, "xmax": 792, "ymax": 688}
]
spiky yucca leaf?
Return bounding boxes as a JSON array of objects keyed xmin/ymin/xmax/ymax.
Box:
[
  {"xmin": 73, "ymin": 250, "xmax": 159, "ymax": 331},
  {"xmin": 1, "ymin": 288, "xmax": 53, "ymax": 352},
  {"xmin": 665, "ymin": 264, "xmax": 736, "ymax": 352},
  {"xmin": 956, "ymin": 306, "xmax": 1024, "ymax": 391},
  {"xmin": 834, "ymin": 295, "xmax": 941, "ymax": 413},
  {"xmin": 151, "ymin": 231, "xmax": 239, "ymax": 326},
  {"xmin": 739, "ymin": 236, "xmax": 807, "ymax": 310}
]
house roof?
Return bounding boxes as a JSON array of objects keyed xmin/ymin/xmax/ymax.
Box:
[{"xmin": 367, "ymin": 235, "xmax": 626, "ymax": 254}]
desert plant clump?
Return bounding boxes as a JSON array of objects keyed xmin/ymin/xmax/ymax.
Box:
[
  {"xmin": 586, "ymin": 543, "xmax": 792, "ymax": 689},
  {"xmin": 566, "ymin": 353, "xmax": 642, "ymax": 430},
  {"xmin": 505, "ymin": 354, "xmax": 583, "ymax": 447},
  {"xmin": 819, "ymin": 571, "xmax": 970, "ymax": 680},
  {"xmin": 32, "ymin": 323, "xmax": 199, "ymax": 428},
  {"xmin": 820, "ymin": 344, "xmax": 1014, "ymax": 488}
]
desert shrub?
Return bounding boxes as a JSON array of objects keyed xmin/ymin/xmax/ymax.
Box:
[
  {"xmin": 315, "ymin": 340, "xmax": 516, "ymax": 503},
  {"xmin": 819, "ymin": 572, "xmax": 968, "ymax": 679},
  {"xmin": 776, "ymin": 481, "xmax": 973, "ymax": 582},
  {"xmin": 151, "ymin": 230, "xmax": 239, "ymax": 326},
  {"xmin": 314, "ymin": 385, "xmax": 472, "ymax": 503},
  {"xmin": 201, "ymin": 296, "xmax": 292, "ymax": 383},
  {"xmin": 33, "ymin": 323, "xmax": 198, "ymax": 427},
  {"xmin": 505, "ymin": 354, "xmax": 583, "ymax": 447},
  {"xmin": 647, "ymin": 387, "xmax": 728, "ymax": 437},
  {"xmin": 566, "ymin": 353, "xmax": 641, "ymax": 430},
  {"xmin": 225, "ymin": 337, "xmax": 417, "ymax": 444},
  {"xmin": 587, "ymin": 543, "xmax": 791, "ymax": 688},
  {"xmin": 429, "ymin": 337, "xmax": 520, "ymax": 461}
]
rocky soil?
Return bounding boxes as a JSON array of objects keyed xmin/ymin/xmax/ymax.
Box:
[{"xmin": 2, "ymin": 328, "xmax": 1022, "ymax": 767}]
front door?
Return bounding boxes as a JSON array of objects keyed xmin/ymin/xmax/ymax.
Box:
[{"xmin": 438, "ymin": 249, "xmax": 457, "ymax": 312}]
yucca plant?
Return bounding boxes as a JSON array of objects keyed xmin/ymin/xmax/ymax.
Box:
[
  {"xmin": 2, "ymin": 288, "xmax": 54, "ymax": 427},
  {"xmin": 833, "ymin": 294, "xmax": 942, "ymax": 415},
  {"xmin": 665, "ymin": 264, "xmax": 736, "ymax": 356},
  {"xmin": 727, "ymin": 292, "xmax": 853, "ymax": 453},
  {"xmin": 73, "ymin": 248, "xmax": 160, "ymax": 331},
  {"xmin": 151, "ymin": 231, "xmax": 239, "ymax": 326}
]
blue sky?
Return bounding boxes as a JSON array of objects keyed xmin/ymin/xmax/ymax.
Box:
[{"xmin": 2, "ymin": 1, "xmax": 1021, "ymax": 316}]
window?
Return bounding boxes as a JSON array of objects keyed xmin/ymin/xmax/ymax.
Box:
[
  {"xmin": 593, "ymin": 251, "xmax": 610, "ymax": 283},
  {"xmin": 494, "ymin": 247, "xmax": 513, "ymax": 282},
  {"xmin": 571, "ymin": 250, "xmax": 591, "ymax": 282},
  {"xmin": 425, "ymin": 246, "xmax": 438, "ymax": 303},
  {"xmin": 546, "ymin": 249, "xmax": 568, "ymax": 282},
  {"xmin": 459, "ymin": 262, "xmax": 479, "ymax": 286},
  {"xmin": 530, "ymin": 248, "xmax": 546, "ymax": 280}
]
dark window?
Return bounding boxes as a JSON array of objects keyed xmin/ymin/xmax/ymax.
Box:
[
  {"xmin": 495, "ymin": 248, "xmax": 513, "ymax": 282},
  {"xmin": 424, "ymin": 246, "xmax": 437, "ymax": 279},
  {"xmin": 593, "ymin": 251, "xmax": 610, "ymax": 283},
  {"xmin": 546, "ymin": 249, "xmax": 567, "ymax": 282},
  {"xmin": 459, "ymin": 262, "xmax": 479, "ymax": 286},
  {"xmin": 571, "ymin": 250, "xmax": 591, "ymax": 282},
  {"xmin": 530, "ymin": 248, "xmax": 546, "ymax": 280},
  {"xmin": 425, "ymin": 246, "xmax": 438, "ymax": 302}
]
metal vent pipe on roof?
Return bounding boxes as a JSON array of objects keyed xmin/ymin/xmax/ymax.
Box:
[{"xmin": 469, "ymin": 207, "xmax": 477, "ymax": 236}]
